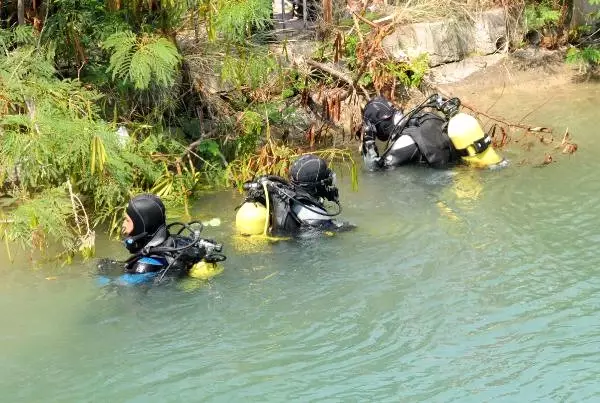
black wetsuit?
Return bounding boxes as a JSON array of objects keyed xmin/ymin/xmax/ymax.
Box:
[
  {"xmin": 98, "ymin": 194, "xmax": 217, "ymax": 284},
  {"xmin": 361, "ymin": 97, "xmax": 460, "ymax": 171},
  {"xmin": 242, "ymin": 176, "xmax": 351, "ymax": 236}
]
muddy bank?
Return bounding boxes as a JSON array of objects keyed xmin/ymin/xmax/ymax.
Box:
[{"xmin": 425, "ymin": 48, "xmax": 581, "ymax": 111}]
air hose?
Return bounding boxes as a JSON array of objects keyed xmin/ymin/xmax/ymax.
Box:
[{"xmin": 262, "ymin": 181, "xmax": 270, "ymax": 236}]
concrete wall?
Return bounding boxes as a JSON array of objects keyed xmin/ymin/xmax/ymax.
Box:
[
  {"xmin": 382, "ymin": 8, "xmax": 508, "ymax": 67},
  {"xmin": 178, "ymin": 7, "xmax": 511, "ymax": 93}
]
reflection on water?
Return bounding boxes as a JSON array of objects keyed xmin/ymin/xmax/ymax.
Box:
[{"xmin": 1, "ymin": 83, "xmax": 600, "ymax": 402}]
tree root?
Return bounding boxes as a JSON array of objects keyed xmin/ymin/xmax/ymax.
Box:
[{"xmin": 305, "ymin": 59, "xmax": 370, "ymax": 100}]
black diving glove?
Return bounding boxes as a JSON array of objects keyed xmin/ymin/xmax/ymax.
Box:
[
  {"xmin": 362, "ymin": 139, "xmax": 382, "ymax": 167},
  {"xmin": 361, "ymin": 122, "xmax": 382, "ymax": 169}
]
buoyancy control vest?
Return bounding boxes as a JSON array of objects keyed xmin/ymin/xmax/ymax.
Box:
[
  {"xmin": 124, "ymin": 232, "xmax": 205, "ymax": 276},
  {"xmin": 270, "ymin": 185, "xmax": 333, "ymax": 234},
  {"xmin": 236, "ymin": 176, "xmax": 344, "ymax": 236},
  {"xmin": 400, "ymin": 112, "xmax": 460, "ymax": 168},
  {"xmin": 98, "ymin": 221, "xmax": 225, "ymax": 287}
]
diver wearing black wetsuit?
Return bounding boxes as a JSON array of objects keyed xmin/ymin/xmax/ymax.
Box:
[
  {"xmin": 361, "ymin": 96, "xmax": 460, "ymax": 171},
  {"xmin": 239, "ymin": 155, "xmax": 353, "ymax": 236},
  {"xmin": 117, "ymin": 194, "xmax": 223, "ymax": 279}
]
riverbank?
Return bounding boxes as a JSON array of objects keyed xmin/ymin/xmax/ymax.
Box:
[
  {"xmin": 2, "ymin": 1, "xmax": 595, "ymax": 261},
  {"xmin": 433, "ymin": 48, "xmax": 578, "ymax": 98}
]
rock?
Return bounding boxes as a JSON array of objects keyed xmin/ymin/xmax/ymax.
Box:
[
  {"xmin": 382, "ymin": 8, "xmax": 508, "ymax": 67},
  {"xmin": 509, "ymin": 48, "xmax": 564, "ymax": 71},
  {"xmin": 382, "ymin": 20, "xmax": 469, "ymax": 66}
]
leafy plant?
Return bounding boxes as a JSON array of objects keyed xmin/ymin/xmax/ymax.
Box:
[
  {"xmin": 214, "ymin": 0, "xmax": 274, "ymax": 42},
  {"xmin": 103, "ymin": 31, "xmax": 182, "ymax": 90},
  {"xmin": 385, "ymin": 53, "xmax": 430, "ymax": 87},
  {"xmin": 524, "ymin": 3, "xmax": 561, "ymax": 32},
  {"xmin": 566, "ymin": 46, "xmax": 600, "ymax": 73},
  {"xmin": 234, "ymin": 110, "xmax": 264, "ymax": 156},
  {"xmin": 220, "ymin": 48, "xmax": 279, "ymax": 90},
  {"xmin": 344, "ymin": 33, "xmax": 360, "ymax": 69},
  {"xmin": 2, "ymin": 187, "xmax": 77, "ymax": 252}
]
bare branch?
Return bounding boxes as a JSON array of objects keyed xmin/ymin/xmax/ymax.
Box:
[{"xmin": 305, "ymin": 59, "xmax": 370, "ymax": 100}]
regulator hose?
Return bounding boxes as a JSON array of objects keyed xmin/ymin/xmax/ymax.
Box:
[{"xmin": 380, "ymin": 94, "xmax": 440, "ymax": 160}]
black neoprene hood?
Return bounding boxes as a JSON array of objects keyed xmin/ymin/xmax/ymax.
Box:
[
  {"xmin": 289, "ymin": 154, "xmax": 331, "ymax": 186},
  {"xmin": 126, "ymin": 194, "xmax": 166, "ymax": 237}
]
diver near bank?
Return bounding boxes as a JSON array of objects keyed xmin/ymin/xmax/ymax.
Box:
[
  {"xmin": 97, "ymin": 194, "xmax": 226, "ymax": 286},
  {"xmin": 361, "ymin": 93, "xmax": 506, "ymax": 171},
  {"xmin": 235, "ymin": 154, "xmax": 354, "ymax": 237}
]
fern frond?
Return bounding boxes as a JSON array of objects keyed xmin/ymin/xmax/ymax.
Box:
[
  {"xmin": 103, "ymin": 31, "xmax": 181, "ymax": 90},
  {"xmin": 129, "ymin": 49, "xmax": 154, "ymax": 89},
  {"xmin": 12, "ymin": 25, "xmax": 36, "ymax": 46},
  {"xmin": 215, "ymin": 0, "xmax": 273, "ymax": 42},
  {"xmin": 103, "ymin": 30, "xmax": 137, "ymax": 81},
  {"xmin": 143, "ymin": 37, "xmax": 182, "ymax": 87}
]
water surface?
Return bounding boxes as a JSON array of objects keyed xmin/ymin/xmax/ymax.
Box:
[{"xmin": 1, "ymin": 82, "xmax": 599, "ymax": 402}]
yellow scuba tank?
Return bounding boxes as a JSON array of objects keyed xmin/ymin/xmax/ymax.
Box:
[
  {"xmin": 235, "ymin": 202, "xmax": 268, "ymax": 236},
  {"xmin": 447, "ymin": 113, "xmax": 503, "ymax": 168},
  {"xmin": 189, "ymin": 260, "xmax": 224, "ymax": 280}
]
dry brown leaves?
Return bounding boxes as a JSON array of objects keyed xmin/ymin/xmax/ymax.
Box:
[{"xmin": 490, "ymin": 124, "xmax": 578, "ymax": 166}]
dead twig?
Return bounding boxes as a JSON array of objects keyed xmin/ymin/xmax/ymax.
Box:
[
  {"xmin": 306, "ymin": 59, "xmax": 370, "ymax": 100},
  {"xmin": 352, "ymin": 13, "xmax": 364, "ymax": 43},
  {"xmin": 517, "ymin": 97, "xmax": 551, "ymax": 125},
  {"xmin": 352, "ymin": 11, "xmax": 379, "ymax": 28},
  {"xmin": 352, "ymin": 23, "xmax": 396, "ymax": 90},
  {"xmin": 485, "ymin": 80, "xmax": 505, "ymax": 114},
  {"xmin": 434, "ymin": 87, "xmax": 551, "ymax": 133}
]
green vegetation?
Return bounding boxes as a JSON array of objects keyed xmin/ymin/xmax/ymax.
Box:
[
  {"xmin": 0, "ymin": 0, "xmax": 281, "ymax": 260},
  {"xmin": 0, "ymin": 0, "xmax": 364, "ymax": 261},
  {"xmin": 507, "ymin": 0, "xmax": 600, "ymax": 74},
  {"xmin": 0, "ymin": 24, "xmax": 197, "ymax": 258},
  {"xmin": 103, "ymin": 31, "xmax": 182, "ymax": 90},
  {"xmin": 564, "ymin": 1, "xmax": 600, "ymax": 74},
  {"xmin": 524, "ymin": 2, "xmax": 561, "ymax": 32},
  {"xmin": 566, "ymin": 45, "xmax": 600, "ymax": 73},
  {"xmin": 1, "ymin": 0, "xmax": 596, "ymax": 261}
]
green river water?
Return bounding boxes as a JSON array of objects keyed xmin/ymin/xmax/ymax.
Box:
[{"xmin": 1, "ymin": 82, "xmax": 599, "ymax": 402}]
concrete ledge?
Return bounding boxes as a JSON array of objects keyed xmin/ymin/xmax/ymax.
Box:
[
  {"xmin": 382, "ymin": 8, "xmax": 508, "ymax": 67},
  {"xmin": 177, "ymin": 8, "xmax": 512, "ymax": 94},
  {"xmin": 430, "ymin": 53, "xmax": 506, "ymax": 85}
]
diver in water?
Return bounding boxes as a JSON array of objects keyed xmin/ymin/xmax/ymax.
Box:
[
  {"xmin": 235, "ymin": 154, "xmax": 354, "ymax": 237},
  {"xmin": 98, "ymin": 194, "xmax": 225, "ymax": 286},
  {"xmin": 361, "ymin": 94, "xmax": 505, "ymax": 171}
]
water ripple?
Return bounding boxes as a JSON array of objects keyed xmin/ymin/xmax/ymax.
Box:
[{"xmin": 3, "ymin": 87, "xmax": 600, "ymax": 402}]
